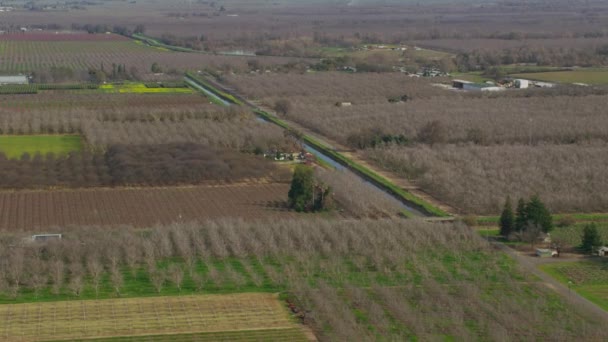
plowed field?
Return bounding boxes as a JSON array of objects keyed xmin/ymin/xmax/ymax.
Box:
[{"xmin": 0, "ymin": 183, "xmax": 296, "ymax": 230}]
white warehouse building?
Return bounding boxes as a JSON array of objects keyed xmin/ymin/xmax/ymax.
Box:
[{"xmin": 0, "ymin": 75, "xmax": 28, "ymax": 85}]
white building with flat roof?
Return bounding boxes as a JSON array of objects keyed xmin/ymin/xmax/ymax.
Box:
[{"xmin": 0, "ymin": 76, "xmax": 28, "ymax": 85}]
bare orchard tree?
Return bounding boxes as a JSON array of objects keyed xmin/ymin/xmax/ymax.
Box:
[
  {"xmin": 87, "ymin": 257, "xmax": 105, "ymax": 298},
  {"xmin": 171, "ymin": 226, "xmax": 196, "ymax": 276},
  {"xmin": 28, "ymin": 259, "xmax": 48, "ymax": 299},
  {"xmin": 122, "ymin": 234, "xmax": 142, "ymax": 277},
  {"xmin": 168, "ymin": 264, "xmax": 184, "ymax": 292},
  {"xmin": 6, "ymin": 249, "xmax": 25, "ymax": 298},
  {"xmin": 68, "ymin": 275, "xmax": 84, "ymax": 297},
  {"xmin": 49, "ymin": 259, "xmax": 65, "ymax": 296},
  {"xmin": 149, "ymin": 267, "xmax": 166, "ymax": 294},
  {"xmin": 191, "ymin": 273, "xmax": 205, "ymax": 292},
  {"xmin": 110, "ymin": 266, "xmax": 124, "ymax": 297},
  {"xmin": 143, "ymin": 240, "xmax": 158, "ymax": 271}
]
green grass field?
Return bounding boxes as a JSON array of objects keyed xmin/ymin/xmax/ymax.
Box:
[
  {"xmin": 540, "ymin": 260, "xmax": 608, "ymax": 311},
  {"xmin": 0, "ymin": 135, "xmax": 83, "ymax": 159},
  {"xmin": 512, "ymin": 69, "xmax": 608, "ymax": 85}
]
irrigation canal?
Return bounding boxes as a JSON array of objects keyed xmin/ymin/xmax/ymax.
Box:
[{"xmin": 185, "ymin": 75, "xmax": 430, "ymax": 218}]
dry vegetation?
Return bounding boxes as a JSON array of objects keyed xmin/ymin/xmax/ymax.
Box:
[
  {"xmin": 0, "ymin": 96, "xmax": 290, "ymax": 151},
  {"xmin": 0, "ymin": 33, "xmax": 307, "ymax": 75},
  {"xmin": 366, "ymin": 143, "xmax": 608, "ymax": 215},
  {"xmin": 226, "ymin": 72, "xmax": 608, "ymax": 214},
  {"xmin": 315, "ymin": 168, "xmax": 403, "ymax": 219},
  {"xmin": 0, "ymin": 219, "xmax": 606, "ymax": 340},
  {"xmin": 225, "ymin": 73, "xmax": 608, "ymax": 146},
  {"xmin": 0, "ymin": 92, "xmax": 296, "ymax": 191}
]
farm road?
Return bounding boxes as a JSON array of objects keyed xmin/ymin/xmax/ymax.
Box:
[{"xmin": 492, "ymin": 241, "xmax": 608, "ymax": 322}]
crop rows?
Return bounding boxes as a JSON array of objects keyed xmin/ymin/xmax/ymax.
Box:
[
  {"xmin": 0, "ymin": 219, "xmax": 605, "ymax": 340},
  {"xmin": 0, "ymin": 40, "xmax": 307, "ymax": 74},
  {"xmin": 49, "ymin": 329, "xmax": 310, "ymax": 342},
  {"xmin": 0, "ymin": 293, "xmax": 298, "ymax": 342},
  {"xmin": 0, "ymin": 183, "xmax": 297, "ymax": 230}
]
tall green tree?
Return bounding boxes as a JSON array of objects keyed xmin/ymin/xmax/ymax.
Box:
[
  {"xmin": 288, "ymin": 165, "xmax": 315, "ymax": 212},
  {"xmin": 499, "ymin": 197, "xmax": 514, "ymax": 237},
  {"xmin": 581, "ymin": 224, "xmax": 603, "ymax": 254},
  {"xmin": 526, "ymin": 195, "xmax": 553, "ymax": 233},
  {"xmin": 515, "ymin": 198, "xmax": 527, "ymax": 232}
]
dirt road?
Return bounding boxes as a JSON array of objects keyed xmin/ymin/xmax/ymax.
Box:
[{"xmin": 492, "ymin": 241, "xmax": 608, "ymax": 322}]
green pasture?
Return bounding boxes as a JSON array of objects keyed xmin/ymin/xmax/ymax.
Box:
[
  {"xmin": 0, "ymin": 135, "xmax": 82, "ymax": 159},
  {"xmin": 540, "ymin": 260, "xmax": 608, "ymax": 311},
  {"xmin": 512, "ymin": 69, "xmax": 608, "ymax": 85}
]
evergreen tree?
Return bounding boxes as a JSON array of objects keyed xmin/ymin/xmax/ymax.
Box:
[
  {"xmin": 581, "ymin": 224, "xmax": 603, "ymax": 254},
  {"xmin": 515, "ymin": 198, "xmax": 527, "ymax": 232},
  {"xmin": 526, "ymin": 195, "xmax": 553, "ymax": 233},
  {"xmin": 288, "ymin": 165, "xmax": 315, "ymax": 212},
  {"xmin": 499, "ymin": 197, "xmax": 514, "ymax": 237}
]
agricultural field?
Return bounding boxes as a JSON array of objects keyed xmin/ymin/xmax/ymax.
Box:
[
  {"xmin": 2, "ymin": 1, "xmax": 608, "ymax": 340},
  {"xmin": 0, "ymin": 183, "xmax": 299, "ymax": 230},
  {"xmin": 0, "ymin": 293, "xmax": 306, "ymax": 341},
  {"xmin": 540, "ymin": 260, "xmax": 608, "ymax": 311},
  {"xmin": 0, "ymin": 33, "xmax": 307, "ymax": 76},
  {"xmin": 0, "ymin": 135, "xmax": 82, "ymax": 159},
  {"xmin": 512, "ymin": 69, "xmax": 608, "ymax": 85},
  {"xmin": 0, "ymin": 219, "xmax": 606, "ymax": 340},
  {"xmin": 223, "ymin": 72, "xmax": 608, "ymax": 214}
]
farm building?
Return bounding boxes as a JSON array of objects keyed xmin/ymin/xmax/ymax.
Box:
[
  {"xmin": 0, "ymin": 75, "xmax": 28, "ymax": 85},
  {"xmin": 515, "ymin": 79, "xmax": 529, "ymax": 89},
  {"xmin": 452, "ymin": 79, "xmax": 473, "ymax": 89},
  {"xmin": 336, "ymin": 102, "xmax": 353, "ymax": 107},
  {"xmin": 599, "ymin": 246, "xmax": 608, "ymax": 257},
  {"xmin": 31, "ymin": 234, "xmax": 63, "ymax": 242},
  {"xmin": 453, "ymin": 79, "xmax": 504, "ymax": 92}
]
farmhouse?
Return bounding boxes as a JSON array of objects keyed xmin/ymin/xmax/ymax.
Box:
[
  {"xmin": 0, "ymin": 75, "xmax": 28, "ymax": 85},
  {"xmin": 514, "ymin": 79, "xmax": 529, "ymax": 89}
]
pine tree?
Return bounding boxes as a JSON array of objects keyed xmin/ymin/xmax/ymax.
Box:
[
  {"xmin": 515, "ymin": 198, "xmax": 527, "ymax": 232},
  {"xmin": 288, "ymin": 165, "xmax": 315, "ymax": 212},
  {"xmin": 526, "ymin": 195, "xmax": 553, "ymax": 233},
  {"xmin": 499, "ymin": 197, "xmax": 514, "ymax": 237},
  {"xmin": 581, "ymin": 224, "xmax": 603, "ymax": 254}
]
